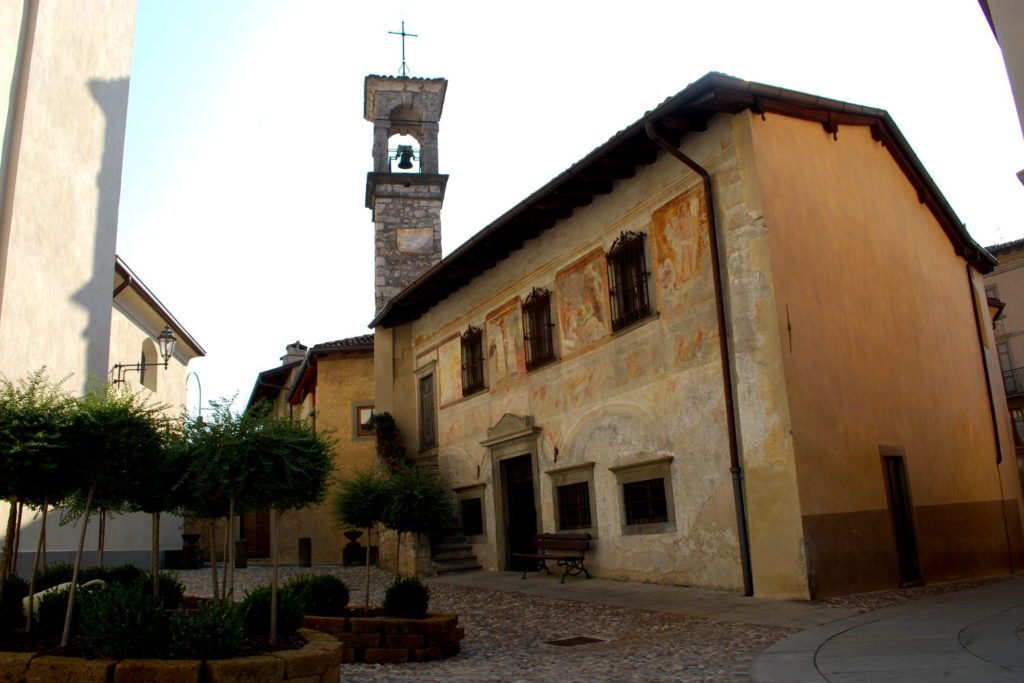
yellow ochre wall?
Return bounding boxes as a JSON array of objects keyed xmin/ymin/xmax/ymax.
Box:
[
  {"xmin": 276, "ymin": 352, "xmax": 376, "ymax": 565},
  {"xmin": 748, "ymin": 113, "xmax": 1024, "ymax": 596}
]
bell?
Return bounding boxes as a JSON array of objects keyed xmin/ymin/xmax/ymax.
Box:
[{"xmin": 396, "ymin": 145, "xmax": 415, "ymax": 170}]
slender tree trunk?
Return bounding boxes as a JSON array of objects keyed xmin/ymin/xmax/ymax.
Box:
[
  {"xmin": 208, "ymin": 518, "xmax": 220, "ymax": 603},
  {"xmin": 40, "ymin": 513, "xmax": 47, "ymax": 571},
  {"xmin": 97, "ymin": 509, "xmax": 106, "ymax": 569},
  {"xmin": 151, "ymin": 512, "xmax": 160, "ymax": 600},
  {"xmin": 61, "ymin": 485, "xmax": 94, "ymax": 648},
  {"xmin": 0, "ymin": 495, "xmax": 19, "ymax": 606},
  {"xmin": 12, "ymin": 502, "xmax": 23, "ymax": 570},
  {"xmin": 270, "ymin": 507, "xmax": 279, "ymax": 645},
  {"xmin": 1, "ymin": 494, "xmax": 19, "ymax": 584},
  {"xmin": 395, "ymin": 531, "xmax": 402, "ymax": 578},
  {"xmin": 364, "ymin": 524, "xmax": 372, "ymax": 607},
  {"xmin": 225, "ymin": 499, "xmax": 235, "ymax": 602},
  {"xmin": 26, "ymin": 500, "xmax": 47, "ymax": 632}
]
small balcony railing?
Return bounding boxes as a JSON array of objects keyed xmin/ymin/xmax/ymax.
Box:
[{"xmin": 1003, "ymin": 367, "xmax": 1024, "ymax": 397}]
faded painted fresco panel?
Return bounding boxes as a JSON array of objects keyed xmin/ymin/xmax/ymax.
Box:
[
  {"xmin": 485, "ymin": 299, "xmax": 527, "ymax": 385},
  {"xmin": 555, "ymin": 249, "xmax": 611, "ymax": 357},
  {"xmin": 651, "ymin": 188, "xmax": 710, "ymax": 314},
  {"xmin": 438, "ymin": 336, "xmax": 461, "ymax": 408}
]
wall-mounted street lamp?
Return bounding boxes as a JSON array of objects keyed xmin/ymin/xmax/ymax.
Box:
[{"xmin": 112, "ymin": 326, "xmax": 177, "ymax": 385}]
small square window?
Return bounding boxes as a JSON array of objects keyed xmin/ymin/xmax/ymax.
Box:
[
  {"xmin": 607, "ymin": 231, "xmax": 651, "ymax": 330},
  {"xmin": 523, "ymin": 288, "xmax": 556, "ymax": 371},
  {"xmin": 623, "ymin": 478, "xmax": 668, "ymax": 525},
  {"xmin": 461, "ymin": 497, "xmax": 483, "ymax": 536},
  {"xmin": 557, "ymin": 482, "xmax": 592, "ymax": 530},
  {"xmin": 461, "ymin": 326, "xmax": 486, "ymax": 395},
  {"xmin": 356, "ymin": 406, "xmax": 375, "ymax": 437}
]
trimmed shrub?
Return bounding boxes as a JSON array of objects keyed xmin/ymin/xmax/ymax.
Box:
[
  {"xmin": 79, "ymin": 580, "xmax": 168, "ymax": 659},
  {"xmin": 241, "ymin": 586, "xmax": 304, "ymax": 638},
  {"xmin": 1, "ymin": 574, "xmax": 29, "ymax": 629},
  {"xmin": 33, "ymin": 563, "xmax": 75, "ymax": 592},
  {"xmin": 34, "ymin": 584, "xmax": 108, "ymax": 637},
  {"xmin": 167, "ymin": 601, "xmax": 244, "ymax": 660},
  {"xmin": 130, "ymin": 572, "xmax": 185, "ymax": 609},
  {"xmin": 383, "ymin": 577, "xmax": 430, "ymax": 618},
  {"xmin": 285, "ymin": 574, "xmax": 349, "ymax": 617},
  {"xmin": 95, "ymin": 563, "xmax": 145, "ymax": 586}
]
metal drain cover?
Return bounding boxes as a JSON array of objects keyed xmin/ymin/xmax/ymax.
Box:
[{"xmin": 545, "ymin": 636, "xmax": 603, "ymax": 647}]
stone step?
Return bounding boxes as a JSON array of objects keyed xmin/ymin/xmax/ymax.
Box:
[
  {"xmin": 433, "ymin": 542, "xmax": 472, "ymax": 554},
  {"xmin": 434, "ymin": 560, "xmax": 482, "ymax": 575},
  {"xmin": 433, "ymin": 549, "xmax": 477, "ymax": 562}
]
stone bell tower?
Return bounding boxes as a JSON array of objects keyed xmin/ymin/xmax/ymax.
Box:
[{"xmin": 364, "ymin": 75, "xmax": 448, "ymax": 312}]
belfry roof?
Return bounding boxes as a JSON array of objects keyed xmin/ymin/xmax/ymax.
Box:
[{"xmin": 371, "ymin": 72, "xmax": 994, "ymax": 328}]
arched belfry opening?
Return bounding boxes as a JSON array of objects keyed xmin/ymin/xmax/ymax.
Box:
[{"xmin": 364, "ymin": 75, "xmax": 448, "ymax": 312}]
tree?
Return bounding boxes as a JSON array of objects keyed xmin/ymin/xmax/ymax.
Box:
[
  {"xmin": 0, "ymin": 369, "xmax": 77, "ymax": 623},
  {"xmin": 333, "ymin": 468, "xmax": 388, "ymax": 607},
  {"xmin": 59, "ymin": 384, "xmax": 164, "ymax": 647},
  {"xmin": 381, "ymin": 464, "xmax": 454, "ymax": 577}
]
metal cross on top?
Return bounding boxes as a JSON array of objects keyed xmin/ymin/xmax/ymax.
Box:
[{"xmin": 389, "ymin": 21, "xmax": 417, "ymax": 77}]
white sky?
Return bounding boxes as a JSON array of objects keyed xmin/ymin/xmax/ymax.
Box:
[{"xmin": 115, "ymin": 0, "xmax": 1024, "ymax": 414}]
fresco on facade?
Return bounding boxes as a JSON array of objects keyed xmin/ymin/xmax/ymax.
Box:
[
  {"xmin": 651, "ymin": 188, "xmax": 710, "ymax": 313},
  {"xmin": 437, "ymin": 336, "xmax": 461, "ymax": 408},
  {"xmin": 485, "ymin": 299, "xmax": 526, "ymax": 386},
  {"xmin": 397, "ymin": 228, "xmax": 434, "ymax": 253},
  {"xmin": 555, "ymin": 249, "xmax": 610, "ymax": 357}
]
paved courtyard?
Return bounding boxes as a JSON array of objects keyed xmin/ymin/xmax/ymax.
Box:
[{"xmin": 176, "ymin": 565, "xmax": 1015, "ymax": 682}]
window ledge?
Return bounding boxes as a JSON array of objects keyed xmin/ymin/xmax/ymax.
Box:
[
  {"xmin": 622, "ymin": 521, "xmax": 676, "ymax": 536},
  {"xmin": 608, "ymin": 455, "xmax": 673, "ymax": 474},
  {"xmin": 611, "ymin": 311, "xmax": 659, "ymax": 338},
  {"xmin": 461, "ymin": 386, "xmax": 488, "ymax": 399}
]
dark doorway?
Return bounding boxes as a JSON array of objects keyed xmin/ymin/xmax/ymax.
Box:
[
  {"xmin": 882, "ymin": 455, "xmax": 922, "ymax": 587},
  {"xmin": 240, "ymin": 511, "xmax": 270, "ymax": 559},
  {"xmin": 502, "ymin": 454, "xmax": 537, "ymax": 570}
]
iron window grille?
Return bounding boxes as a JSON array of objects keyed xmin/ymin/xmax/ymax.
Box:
[
  {"xmin": 461, "ymin": 326, "xmax": 486, "ymax": 395},
  {"xmin": 623, "ymin": 478, "xmax": 668, "ymax": 525},
  {"xmin": 607, "ymin": 231, "xmax": 651, "ymax": 330},
  {"xmin": 557, "ymin": 482, "xmax": 592, "ymax": 530},
  {"xmin": 523, "ymin": 287, "xmax": 556, "ymax": 371}
]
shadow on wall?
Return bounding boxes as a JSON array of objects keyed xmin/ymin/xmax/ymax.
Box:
[{"xmin": 71, "ymin": 77, "xmax": 130, "ymax": 393}]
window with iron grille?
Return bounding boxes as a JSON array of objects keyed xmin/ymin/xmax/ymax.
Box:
[
  {"xmin": 607, "ymin": 231, "xmax": 651, "ymax": 330},
  {"xmin": 461, "ymin": 497, "xmax": 483, "ymax": 536},
  {"xmin": 623, "ymin": 478, "xmax": 668, "ymax": 525},
  {"xmin": 557, "ymin": 482, "xmax": 592, "ymax": 530},
  {"xmin": 419, "ymin": 373, "xmax": 436, "ymax": 450},
  {"xmin": 523, "ymin": 287, "xmax": 556, "ymax": 370},
  {"xmin": 461, "ymin": 326, "xmax": 486, "ymax": 395}
]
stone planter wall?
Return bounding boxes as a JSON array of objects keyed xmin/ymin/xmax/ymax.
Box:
[
  {"xmin": 0, "ymin": 628, "xmax": 341, "ymax": 683},
  {"xmin": 304, "ymin": 611, "xmax": 464, "ymax": 664}
]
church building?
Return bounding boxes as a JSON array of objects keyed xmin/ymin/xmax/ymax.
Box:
[{"xmin": 369, "ymin": 71, "xmax": 1024, "ymax": 599}]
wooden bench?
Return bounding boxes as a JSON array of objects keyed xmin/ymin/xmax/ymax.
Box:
[{"xmin": 512, "ymin": 532, "xmax": 591, "ymax": 583}]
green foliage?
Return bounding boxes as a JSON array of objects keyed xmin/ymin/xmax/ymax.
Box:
[
  {"xmin": 1, "ymin": 575, "xmax": 28, "ymax": 629},
  {"xmin": 383, "ymin": 577, "xmax": 430, "ymax": 618},
  {"xmin": 241, "ymin": 585, "xmax": 304, "ymax": 638},
  {"xmin": 368, "ymin": 412, "xmax": 405, "ymax": 471},
  {"xmin": 333, "ymin": 468, "xmax": 388, "ymax": 530},
  {"xmin": 35, "ymin": 587, "xmax": 73, "ymax": 636},
  {"xmin": 64, "ymin": 385, "xmax": 167, "ymax": 515},
  {"xmin": 181, "ymin": 401, "xmax": 335, "ymax": 518},
  {"xmin": 381, "ymin": 464, "xmax": 454, "ymax": 536},
  {"xmin": 33, "ymin": 563, "xmax": 75, "ymax": 592},
  {"xmin": 90, "ymin": 563, "xmax": 145, "ymax": 586},
  {"xmin": 132, "ymin": 571, "xmax": 184, "ymax": 609},
  {"xmin": 285, "ymin": 574, "xmax": 349, "ymax": 617},
  {"xmin": 79, "ymin": 581, "xmax": 168, "ymax": 659},
  {"xmin": 167, "ymin": 601, "xmax": 244, "ymax": 660},
  {"xmin": 0, "ymin": 369, "xmax": 77, "ymax": 507}
]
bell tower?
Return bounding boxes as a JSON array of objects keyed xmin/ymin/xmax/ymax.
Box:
[{"xmin": 364, "ymin": 75, "xmax": 448, "ymax": 312}]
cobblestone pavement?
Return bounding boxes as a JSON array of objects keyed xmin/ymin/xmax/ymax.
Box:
[{"xmin": 175, "ymin": 566, "xmax": 1009, "ymax": 683}]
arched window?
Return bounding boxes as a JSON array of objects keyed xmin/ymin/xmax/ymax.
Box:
[{"xmin": 140, "ymin": 338, "xmax": 158, "ymax": 391}]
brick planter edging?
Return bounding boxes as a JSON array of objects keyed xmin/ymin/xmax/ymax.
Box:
[
  {"xmin": 0, "ymin": 628, "xmax": 342, "ymax": 683},
  {"xmin": 303, "ymin": 610, "xmax": 465, "ymax": 664}
]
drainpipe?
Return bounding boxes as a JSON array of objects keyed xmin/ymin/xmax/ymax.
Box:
[{"xmin": 645, "ymin": 122, "xmax": 754, "ymax": 596}]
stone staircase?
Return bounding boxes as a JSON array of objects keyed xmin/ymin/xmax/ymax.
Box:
[{"xmin": 431, "ymin": 526, "xmax": 481, "ymax": 575}]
